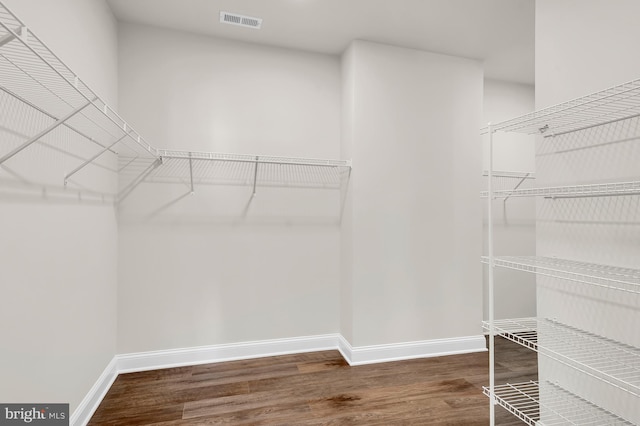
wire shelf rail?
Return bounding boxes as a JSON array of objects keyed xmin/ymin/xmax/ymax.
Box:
[
  {"xmin": 480, "ymin": 256, "xmax": 640, "ymax": 294},
  {"xmin": 480, "ymin": 180, "xmax": 640, "ymax": 199},
  {"xmin": 480, "ymin": 78, "xmax": 640, "ymax": 136},
  {"xmin": 484, "ymin": 381, "xmax": 633, "ymax": 425},
  {"xmin": 117, "ymin": 152, "xmax": 352, "ymax": 201},
  {"xmin": 482, "ymin": 318, "xmax": 640, "ymax": 397}
]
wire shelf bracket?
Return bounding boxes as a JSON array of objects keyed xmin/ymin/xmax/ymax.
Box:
[
  {"xmin": 0, "ymin": 97, "xmax": 95, "ymax": 165},
  {"xmin": 117, "ymin": 158, "xmax": 162, "ymax": 203},
  {"xmin": 0, "ymin": 28, "xmax": 15, "ymax": 47},
  {"xmin": 0, "ymin": 4, "xmax": 159, "ymax": 160},
  {"xmin": 64, "ymin": 131, "xmax": 132, "ymax": 186},
  {"xmin": 188, "ymin": 152, "xmax": 194, "ymax": 195},
  {"xmin": 481, "ymin": 170, "xmax": 535, "ymax": 203},
  {"xmin": 252, "ymin": 155, "xmax": 258, "ymax": 197},
  {"xmin": 0, "ymin": 85, "xmax": 118, "ymax": 155}
]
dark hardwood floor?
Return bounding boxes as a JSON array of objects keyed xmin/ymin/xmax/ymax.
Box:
[{"xmin": 89, "ymin": 337, "xmax": 536, "ymax": 425}]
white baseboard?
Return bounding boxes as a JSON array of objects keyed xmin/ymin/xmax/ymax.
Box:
[
  {"xmin": 70, "ymin": 356, "xmax": 118, "ymax": 426},
  {"xmin": 72, "ymin": 333, "xmax": 486, "ymax": 425},
  {"xmin": 339, "ymin": 334, "xmax": 487, "ymax": 366},
  {"xmin": 116, "ymin": 334, "xmax": 340, "ymax": 374}
]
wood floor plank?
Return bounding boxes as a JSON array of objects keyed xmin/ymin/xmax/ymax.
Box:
[{"xmin": 89, "ymin": 337, "xmax": 537, "ymax": 425}]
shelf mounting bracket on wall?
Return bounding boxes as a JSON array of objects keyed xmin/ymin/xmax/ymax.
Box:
[
  {"xmin": 0, "ymin": 97, "xmax": 96, "ymax": 165},
  {"xmin": 188, "ymin": 152, "xmax": 194, "ymax": 195},
  {"xmin": 503, "ymin": 172, "xmax": 531, "ymax": 203},
  {"xmin": 0, "ymin": 86, "xmax": 118, "ymax": 155},
  {"xmin": 64, "ymin": 130, "xmax": 132, "ymax": 186},
  {"xmin": 252, "ymin": 155, "xmax": 258, "ymax": 197},
  {"xmin": 0, "ymin": 30, "xmax": 15, "ymax": 47},
  {"xmin": 117, "ymin": 157, "xmax": 162, "ymax": 203}
]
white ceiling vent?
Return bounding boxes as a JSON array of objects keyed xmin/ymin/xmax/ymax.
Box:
[{"xmin": 219, "ymin": 11, "xmax": 262, "ymax": 30}]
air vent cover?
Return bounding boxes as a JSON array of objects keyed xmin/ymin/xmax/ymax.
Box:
[{"xmin": 220, "ymin": 11, "xmax": 262, "ymax": 29}]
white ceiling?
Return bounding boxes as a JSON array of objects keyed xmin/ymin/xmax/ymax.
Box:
[{"xmin": 107, "ymin": 0, "xmax": 535, "ymax": 85}]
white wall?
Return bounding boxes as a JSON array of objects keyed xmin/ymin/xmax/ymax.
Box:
[
  {"xmin": 536, "ymin": 0, "xmax": 640, "ymax": 109},
  {"xmin": 482, "ymin": 79, "xmax": 536, "ymax": 320},
  {"xmin": 341, "ymin": 40, "xmax": 483, "ymax": 346},
  {"xmin": 116, "ymin": 23, "xmax": 342, "ymax": 353},
  {"xmin": 536, "ymin": 1, "xmax": 640, "ymax": 422},
  {"xmin": 0, "ymin": 0, "xmax": 118, "ymax": 415},
  {"xmin": 116, "ymin": 23, "xmax": 338, "ymax": 156},
  {"xmin": 3, "ymin": 0, "xmax": 118, "ymax": 107}
]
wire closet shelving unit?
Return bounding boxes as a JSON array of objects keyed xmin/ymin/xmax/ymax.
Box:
[
  {"xmin": 483, "ymin": 79, "xmax": 640, "ymax": 425},
  {"xmin": 0, "ymin": 2, "xmax": 351, "ymax": 207}
]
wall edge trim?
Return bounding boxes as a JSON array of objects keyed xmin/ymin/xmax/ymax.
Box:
[{"xmin": 70, "ymin": 356, "xmax": 118, "ymax": 426}]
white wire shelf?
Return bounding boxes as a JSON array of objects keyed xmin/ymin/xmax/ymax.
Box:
[
  {"xmin": 0, "ymin": 3, "xmax": 157, "ymax": 162},
  {"xmin": 119, "ymin": 151, "xmax": 351, "ymax": 195},
  {"xmin": 0, "ymin": 2, "xmax": 351, "ymax": 202},
  {"xmin": 484, "ymin": 381, "xmax": 633, "ymax": 425},
  {"xmin": 480, "ymin": 180, "xmax": 640, "ymax": 199},
  {"xmin": 480, "ymin": 256, "xmax": 640, "ymax": 294},
  {"xmin": 480, "ymin": 78, "xmax": 640, "ymax": 136},
  {"xmin": 482, "ymin": 317, "xmax": 640, "ymax": 397}
]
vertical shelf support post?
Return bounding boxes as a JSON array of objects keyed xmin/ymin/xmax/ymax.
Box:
[{"xmin": 487, "ymin": 123, "xmax": 496, "ymax": 426}]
